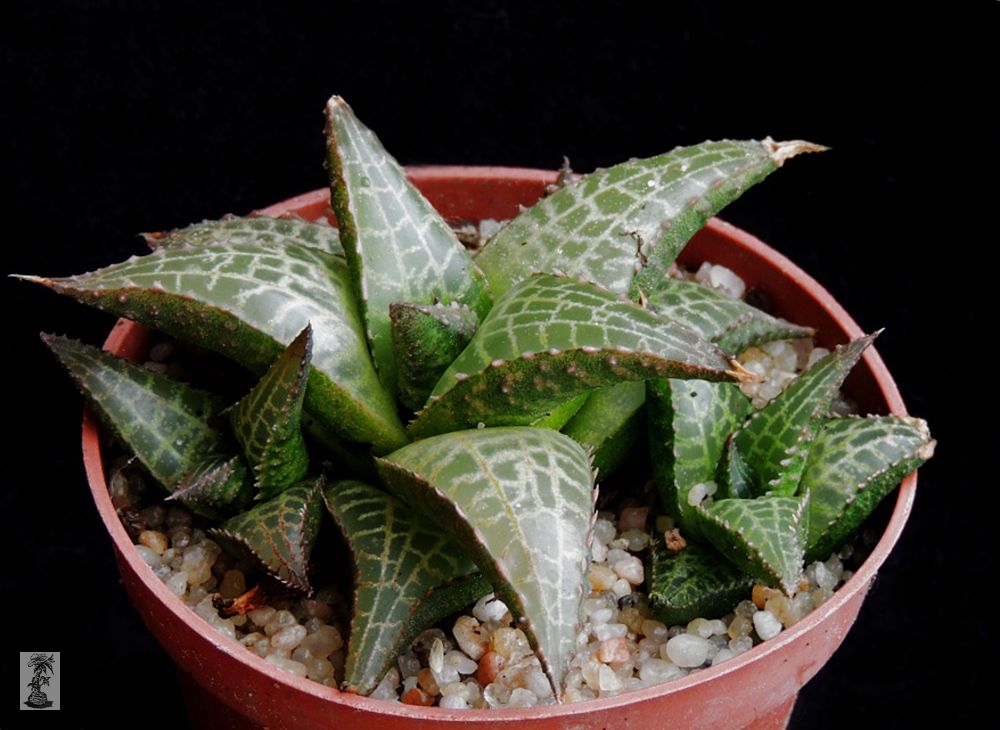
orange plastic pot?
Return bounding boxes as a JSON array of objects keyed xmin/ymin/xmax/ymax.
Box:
[{"xmin": 83, "ymin": 167, "xmax": 917, "ymax": 729}]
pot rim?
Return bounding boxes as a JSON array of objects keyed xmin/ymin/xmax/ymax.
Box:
[{"xmin": 83, "ymin": 166, "xmax": 916, "ymax": 722}]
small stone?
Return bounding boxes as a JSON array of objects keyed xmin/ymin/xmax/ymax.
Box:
[
  {"xmin": 490, "ymin": 628, "xmax": 531, "ymax": 662},
  {"xmin": 727, "ymin": 614, "xmax": 753, "ymax": 640},
  {"xmin": 472, "ymin": 594, "xmax": 510, "ymax": 624},
  {"xmin": 445, "ymin": 650, "xmax": 478, "ymax": 676},
  {"xmin": 752, "ymin": 610, "xmax": 783, "ymax": 640},
  {"xmin": 165, "ymin": 506, "xmax": 192, "ymax": 528},
  {"xmin": 265, "ymin": 610, "xmax": 299, "ymax": 636},
  {"xmin": 305, "ymin": 657, "xmax": 334, "ymax": 682},
  {"xmin": 712, "ymin": 648, "xmax": 736, "ymax": 666},
  {"xmin": 299, "ymin": 625, "xmax": 343, "ymax": 657},
  {"xmin": 598, "ymin": 637, "xmax": 632, "ymax": 664},
  {"xmin": 139, "ymin": 530, "xmax": 169, "ymax": 555},
  {"xmin": 417, "ymin": 667, "xmax": 441, "ymax": 696},
  {"xmin": 664, "ymin": 634, "xmax": 710, "ymax": 667},
  {"xmin": 369, "ymin": 667, "xmax": 400, "ymax": 701},
  {"xmin": 165, "ymin": 570, "xmax": 188, "ymax": 596},
  {"xmin": 728, "ymin": 636, "xmax": 753, "ymax": 655},
  {"xmin": 439, "ymin": 694, "xmax": 470, "ymax": 710},
  {"xmin": 476, "ymin": 651, "xmax": 505, "ymax": 686},
  {"xmin": 597, "ymin": 664, "xmax": 624, "ymax": 692},
  {"xmin": 134, "ymin": 544, "xmax": 162, "ymax": 568},
  {"xmin": 265, "ymin": 655, "xmax": 308, "ymax": 677},
  {"xmin": 592, "ymin": 518, "xmax": 617, "ymax": 545},
  {"xmin": 483, "ymin": 682, "xmax": 511, "ymax": 708},
  {"xmin": 270, "ymin": 624, "xmax": 307, "ymax": 651},
  {"xmin": 639, "ymin": 657, "xmax": 684, "ymax": 684},
  {"xmin": 452, "ymin": 615, "xmax": 489, "ymax": 661},
  {"xmin": 401, "ymin": 687, "xmax": 435, "ymax": 707},
  {"xmin": 218, "ymin": 570, "xmax": 246, "ymax": 599},
  {"xmin": 140, "ymin": 504, "xmax": 166, "ymax": 529},
  {"xmin": 686, "ymin": 618, "xmax": 714, "ymax": 639},
  {"xmin": 735, "ymin": 599, "xmax": 758, "ymax": 618},
  {"xmin": 612, "ymin": 555, "xmax": 644, "ymax": 585},
  {"xmin": 588, "ymin": 564, "xmax": 618, "ymax": 592},
  {"xmin": 594, "ymin": 623, "xmax": 628, "ymax": 642},
  {"xmin": 752, "ymin": 584, "xmax": 780, "ymax": 609},
  {"xmin": 618, "ymin": 507, "xmax": 649, "ymax": 532},
  {"xmin": 248, "ymin": 606, "xmax": 276, "ymax": 628},
  {"xmin": 397, "ymin": 651, "xmax": 421, "ymax": 679},
  {"xmin": 765, "ymin": 594, "xmax": 799, "ymax": 628},
  {"xmin": 611, "ymin": 578, "xmax": 633, "ymax": 598},
  {"xmin": 508, "ymin": 687, "xmax": 539, "ymax": 707}
]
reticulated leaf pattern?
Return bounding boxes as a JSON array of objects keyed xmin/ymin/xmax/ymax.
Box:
[
  {"xmin": 144, "ymin": 216, "xmax": 344, "ymax": 257},
  {"xmin": 375, "ymin": 427, "xmax": 595, "ymax": 694}
]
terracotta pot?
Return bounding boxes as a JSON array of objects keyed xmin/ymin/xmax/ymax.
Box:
[{"xmin": 84, "ymin": 167, "xmax": 917, "ymax": 729}]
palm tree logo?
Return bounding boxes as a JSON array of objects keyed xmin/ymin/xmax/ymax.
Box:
[{"xmin": 25, "ymin": 653, "xmax": 56, "ymax": 708}]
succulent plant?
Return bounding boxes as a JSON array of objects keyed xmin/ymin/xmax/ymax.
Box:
[{"xmin": 20, "ymin": 95, "xmax": 934, "ymax": 700}]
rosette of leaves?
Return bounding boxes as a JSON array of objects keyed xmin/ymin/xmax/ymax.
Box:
[{"xmin": 21, "ymin": 94, "xmax": 933, "ymax": 699}]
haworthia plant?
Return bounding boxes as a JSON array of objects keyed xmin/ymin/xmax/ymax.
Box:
[
  {"xmin": 409, "ymin": 273, "xmax": 739, "ymax": 438},
  {"xmin": 25, "ymin": 94, "xmax": 933, "ymax": 701},
  {"xmin": 475, "ymin": 138, "xmax": 826, "ymax": 301},
  {"xmin": 326, "ymin": 96, "xmax": 491, "ymax": 399},
  {"xmin": 322, "ymin": 480, "xmax": 490, "ymax": 694},
  {"xmin": 376, "ymin": 427, "xmax": 595, "ymax": 694}
]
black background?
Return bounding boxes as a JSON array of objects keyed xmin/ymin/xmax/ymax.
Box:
[{"xmin": 3, "ymin": 2, "xmax": 995, "ymax": 727}]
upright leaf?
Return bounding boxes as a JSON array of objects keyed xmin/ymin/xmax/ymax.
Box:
[
  {"xmin": 698, "ymin": 495, "xmax": 809, "ymax": 595},
  {"xmin": 562, "ymin": 381, "xmax": 646, "ymax": 478},
  {"xmin": 376, "ymin": 427, "xmax": 595, "ymax": 694},
  {"xmin": 646, "ymin": 278, "xmax": 814, "ymax": 355},
  {"xmin": 41, "ymin": 334, "xmax": 227, "ymax": 492},
  {"xmin": 646, "ymin": 378, "xmax": 752, "ymax": 539},
  {"xmin": 803, "ymin": 416, "xmax": 935, "ymax": 561},
  {"xmin": 21, "ymin": 242, "xmax": 408, "ymax": 453},
  {"xmin": 732, "ymin": 334, "xmax": 876, "ymax": 497},
  {"xmin": 211, "ymin": 479, "xmax": 324, "ymax": 593},
  {"xmin": 230, "ymin": 326, "xmax": 312, "ymax": 498},
  {"xmin": 475, "ymin": 139, "xmax": 826, "ymax": 300},
  {"xmin": 390, "ymin": 302, "xmax": 478, "ymax": 411},
  {"xmin": 144, "ymin": 216, "xmax": 344, "ymax": 257},
  {"xmin": 646, "ymin": 538, "xmax": 754, "ymax": 625},
  {"xmin": 322, "ymin": 480, "xmax": 490, "ymax": 695},
  {"xmin": 409, "ymin": 274, "xmax": 738, "ymax": 438},
  {"xmin": 325, "ymin": 96, "xmax": 491, "ymax": 397}
]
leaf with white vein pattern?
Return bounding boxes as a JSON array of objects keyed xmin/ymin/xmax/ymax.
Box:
[
  {"xmin": 803, "ymin": 416, "xmax": 934, "ymax": 562},
  {"xmin": 21, "ymin": 242, "xmax": 408, "ymax": 453},
  {"xmin": 143, "ymin": 216, "xmax": 344, "ymax": 257},
  {"xmin": 408, "ymin": 274, "xmax": 737, "ymax": 438},
  {"xmin": 375, "ymin": 427, "xmax": 595, "ymax": 695},
  {"xmin": 646, "ymin": 278, "xmax": 814, "ymax": 355},
  {"xmin": 322, "ymin": 480, "xmax": 489, "ymax": 695},
  {"xmin": 326, "ymin": 96, "xmax": 491, "ymax": 398},
  {"xmin": 475, "ymin": 139, "xmax": 826, "ymax": 300}
]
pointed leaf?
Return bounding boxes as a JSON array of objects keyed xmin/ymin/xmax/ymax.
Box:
[
  {"xmin": 144, "ymin": 216, "xmax": 344, "ymax": 256},
  {"xmin": 376, "ymin": 427, "xmax": 595, "ymax": 694},
  {"xmin": 390, "ymin": 302, "xmax": 478, "ymax": 411},
  {"xmin": 646, "ymin": 278, "xmax": 814, "ymax": 354},
  {"xmin": 698, "ymin": 495, "xmax": 809, "ymax": 595},
  {"xmin": 230, "ymin": 326, "xmax": 312, "ymax": 498},
  {"xmin": 24, "ymin": 242, "xmax": 407, "ymax": 452},
  {"xmin": 803, "ymin": 416, "xmax": 935, "ymax": 562},
  {"xmin": 647, "ymin": 379, "xmax": 752, "ymax": 539},
  {"xmin": 562, "ymin": 381, "xmax": 646, "ymax": 478},
  {"xmin": 211, "ymin": 479, "xmax": 324, "ymax": 593},
  {"xmin": 716, "ymin": 433, "xmax": 756, "ymax": 500},
  {"xmin": 409, "ymin": 274, "xmax": 738, "ymax": 438},
  {"xmin": 322, "ymin": 480, "xmax": 490, "ymax": 694},
  {"xmin": 733, "ymin": 334, "xmax": 876, "ymax": 497},
  {"xmin": 168, "ymin": 454, "xmax": 253, "ymax": 518},
  {"xmin": 475, "ymin": 139, "xmax": 825, "ymax": 299},
  {"xmin": 41, "ymin": 333, "xmax": 227, "ymax": 492},
  {"xmin": 325, "ymin": 96, "xmax": 491, "ymax": 397},
  {"xmin": 530, "ymin": 392, "xmax": 591, "ymax": 430},
  {"xmin": 646, "ymin": 538, "xmax": 754, "ymax": 625}
]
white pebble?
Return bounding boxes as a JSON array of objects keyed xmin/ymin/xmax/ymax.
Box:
[
  {"xmin": 753, "ymin": 610, "xmax": 783, "ymax": 640},
  {"xmin": 265, "ymin": 655, "xmax": 308, "ymax": 677},
  {"xmin": 165, "ymin": 571, "xmax": 188, "ymax": 596},
  {"xmin": 665, "ymin": 634, "xmax": 710, "ymax": 667},
  {"xmin": 612, "ymin": 556, "xmax": 644, "ymax": 585},
  {"xmin": 439, "ymin": 694, "xmax": 470, "ymax": 710},
  {"xmin": 592, "ymin": 518, "xmax": 617, "ymax": 545},
  {"xmin": 472, "ymin": 594, "xmax": 510, "ymax": 624},
  {"xmin": 639, "ymin": 658, "xmax": 684, "ymax": 684},
  {"xmin": 508, "ymin": 687, "xmax": 539, "ymax": 707},
  {"xmin": 370, "ymin": 667, "xmax": 401, "ymax": 701},
  {"xmin": 135, "ymin": 545, "xmax": 162, "ymax": 568}
]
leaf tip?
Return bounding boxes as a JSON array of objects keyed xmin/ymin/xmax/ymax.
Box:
[{"xmin": 761, "ymin": 138, "xmax": 830, "ymax": 167}]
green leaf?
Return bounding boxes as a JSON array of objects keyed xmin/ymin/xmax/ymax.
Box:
[
  {"xmin": 143, "ymin": 216, "xmax": 344, "ymax": 256},
  {"xmin": 211, "ymin": 479, "xmax": 324, "ymax": 593},
  {"xmin": 390, "ymin": 302, "xmax": 478, "ymax": 411},
  {"xmin": 698, "ymin": 495, "xmax": 809, "ymax": 595},
  {"xmin": 475, "ymin": 139, "xmax": 825, "ymax": 300},
  {"xmin": 562, "ymin": 381, "xmax": 646, "ymax": 478},
  {"xmin": 646, "ymin": 538, "xmax": 754, "ymax": 625},
  {"xmin": 41, "ymin": 333, "xmax": 227, "ymax": 492},
  {"xmin": 530, "ymin": 392, "xmax": 591, "ymax": 430},
  {"xmin": 646, "ymin": 379, "xmax": 752, "ymax": 540},
  {"xmin": 645, "ymin": 278, "xmax": 814, "ymax": 354},
  {"xmin": 23, "ymin": 241, "xmax": 408, "ymax": 453},
  {"xmin": 409, "ymin": 274, "xmax": 737, "ymax": 438},
  {"xmin": 376, "ymin": 427, "xmax": 595, "ymax": 694},
  {"xmin": 321, "ymin": 480, "xmax": 490, "ymax": 695},
  {"xmin": 803, "ymin": 416, "xmax": 935, "ymax": 562},
  {"xmin": 733, "ymin": 334, "xmax": 876, "ymax": 497},
  {"xmin": 230, "ymin": 326, "xmax": 312, "ymax": 498},
  {"xmin": 168, "ymin": 454, "xmax": 253, "ymax": 518},
  {"xmin": 325, "ymin": 96, "xmax": 491, "ymax": 398}
]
